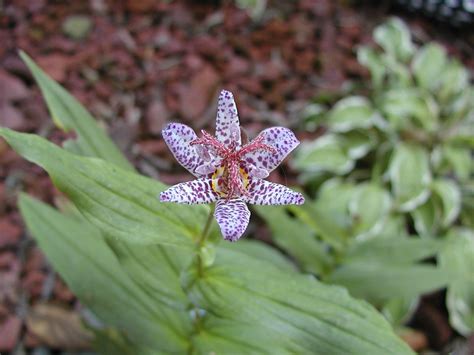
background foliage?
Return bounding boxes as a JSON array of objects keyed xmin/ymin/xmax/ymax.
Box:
[{"xmin": 270, "ymin": 18, "xmax": 474, "ymax": 336}]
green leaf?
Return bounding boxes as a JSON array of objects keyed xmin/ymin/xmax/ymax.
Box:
[
  {"xmin": 343, "ymin": 129, "xmax": 377, "ymax": 160},
  {"xmin": 219, "ymin": 239, "xmax": 297, "ymax": 273},
  {"xmin": 327, "ymin": 96, "xmax": 378, "ymax": 132},
  {"xmin": 305, "ymin": 179, "xmax": 357, "ymax": 248},
  {"xmin": 389, "ymin": 143, "xmax": 432, "ymax": 212},
  {"xmin": 441, "ymin": 145, "xmax": 472, "ymax": 182},
  {"xmin": 357, "ymin": 46, "xmax": 386, "ymax": 88},
  {"xmin": 19, "ymin": 50, "xmax": 134, "ymax": 171},
  {"xmin": 442, "ymin": 86, "xmax": 474, "ymax": 124},
  {"xmin": 188, "ymin": 248, "xmax": 414, "ymax": 354},
  {"xmin": 412, "ymin": 43, "xmax": 447, "ymax": 91},
  {"xmin": 328, "ymin": 261, "xmax": 450, "ymax": 304},
  {"xmin": 348, "ymin": 183, "xmax": 392, "ymax": 240},
  {"xmin": 440, "ymin": 229, "xmax": 474, "ymax": 336},
  {"xmin": 411, "ymin": 197, "xmax": 442, "ymax": 236},
  {"xmin": 438, "ymin": 59, "xmax": 470, "ymax": 102},
  {"xmin": 374, "ymin": 17, "xmax": 414, "ymax": 62},
  {"xmin": 107, "ymin": 242, "xmax": 190, "ymax": 309},
  {"xmin": 380, "ymin": 89, "xmax": 439, "ymax": 132},
  {"xmin": 254, "ymin": 205, "xmax": 333, "ymax": 275},
  {"xmin": 432, "ymin": 179, "xmax": 461, "ymax": 228},
  {"xmin": 0, "ymin": 128, "xmax": 207, "ymax": 247},
  {"xmin": 93, "ymin": 329, "xmax": 159, "ymax": 355},
  {"xmin": 382, "ymin": 297, "xmax": 418, "ymax": 328},
  {"xmin": 292, "ymin": 135, "xmax": 354, "ymax": 175},
  {"xmin": 18, "ymin": 194, "xmax": 192, "ymax": 352},
  {"xmin": 461, "ymin": 182, "xmax": 474, "ymax": 228},
  {"xmin": 378, "ymin": 214, "xmax": 409, "ymax": 239},
  {"xmin": 346, "ymin": 236, "xmax": 443, "ymax": 264}
]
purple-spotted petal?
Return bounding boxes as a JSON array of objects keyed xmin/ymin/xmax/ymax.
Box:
[
  {"xmin": 215, "ymin": 90, "xmax": 241, "ymax": 147},
  {"xmin": 242, "ymin": 179, "xmax": 305, "ymax": 205},
  {"xmin": 244, "ymin": 127, "xmax": 299, "ymax": 173},
  {"xmin": 160, "ymin": 179, "xmax": 218, "ymax": 204},
  {"xmin": 214, "ymin": 199, "xmax": 250, "ymax": 241},
  {"xmin": 162, "ymin": 123, "xmax": 206, "ymax": 177}
]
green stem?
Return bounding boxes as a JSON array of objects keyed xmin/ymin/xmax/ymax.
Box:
[
  {"xmin": 198, "ymin": 204, "xmax": 215, "ymax": 247},
  {"xmin": 197, "ymin": 204, "xmax": 215, "ymax": 277}
]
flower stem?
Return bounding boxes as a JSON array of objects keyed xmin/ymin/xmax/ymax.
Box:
[
  {"xmin": 197, "ymin": 204, "xmax": 215, "ymax": 277},
  {"xmin": 198, "ymin": 204, "xmax": 215, "ymax": 246}
]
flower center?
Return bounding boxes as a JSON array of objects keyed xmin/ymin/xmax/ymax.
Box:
[
  {"xmin": 190, "ymin": 130, "xmax": 276, "ymax": 199},
  {"xmin": 211, "ymin": 161, "xmax": 249, "ymax": 198}
]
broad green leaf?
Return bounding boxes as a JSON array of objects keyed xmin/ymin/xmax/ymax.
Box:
[
  {"xmin": 348, "ymin": 183, "xmax": 391, "ymax": 240},
  {"xmin": 372, "ymin": 141, "xmax": 394, "ymax": 182},
  {"xmin": 440, "ymin": 230, "xmax": 474, "ymax": 336},
  {"xmin": 327, "ymin": 96, "xmax": 378, "ymax": 132},
  {"xmin": 107, "ymin": 242, "xmax": 190, "ymax": 309},
  {"xmin": 346, "ymin": 236, "xmax": 443, "ymax": 264},
  {"xmin": 301, "ymin": 103, "xmax": 327, "ymax": 131},
  {"xmin": 382, "ymin": 297, "xmax": 419, "ymax": 328},
  {"xmin": 380, "ymin": 54, "xmax": 412, "ymax": 88},
  {"xmin": 378, "ymin": 214, "xmax": 409, "ymax": 239},
  {"xmin": 442, "ymin": 82, "xmax": 474, "ymax": 124},
  {"xmin": 292, "ymin": 135, "xmax": 354, "ymax": 175},
  {"xmin": 412, "ymin": 43, "xmax": 447, "ymax": 91},
  {"xmin": 461, "ymin": 182, "xmax": 474, "ymax": 228},
  {"xmin": 432, "ymin": 179, "xmax": 461, "ymax": 228},
  {"xmin": 328, "ymin": 261, "xmax": 450, "ymax": 304},
  {"xmin": 411, "ymin": 197, "xmax": 442, "ymax": 236},
  {"xmin": 389, "ymin": 143, "xmax": 432, "ymax": 212},
  {"xmin": 374, "ymin": 17, "xmax": 414, "ymax": 62},
  {"xmin": 0, "ymin": 128, "xmax": 207, "ymax": 247},
  {"xmin": 93, "ymin": 329, "xmax": 159, "ymax": 355},
  {"xmin": 219, "ymin": 239, "xmax": 297, "ymax": 273},
  {"xmin": 19, "ymin": 51, "xmax": 134, "ymax": 171},
  {"xmin": 441, "ymin": 145, "xmax": 472, "ymax": 182},
  {"xmin": 343, "ymin": 129, "xmax": 377, "ymax": 160},
  {"xmin": 255, "ymin": 205, "xmax": 333, "ymax": 275},
  {"xmin": 380, "ymin": 89, "xmax": 438, "ymax": 132},
  {"xmin": 438, "ymin": 59, "xmax": 470, "ymax": 102},
  {"xmin": 19, "ymin": 194, "xmax": 192, "ymax": 352},
  {"xmin": 188, "ymin": 248, "xmax": 414, "ymax": 354},
  {"xmin": 445, "ymin": 119, "xmax": 474, "ymax": 148},
  {"xmin": 303, "ymin": 179, "xmax": 357, "ymax": 249},
  {"xmin": 357, "ymin": 46, "xmax": 386, "ymax": 88}
]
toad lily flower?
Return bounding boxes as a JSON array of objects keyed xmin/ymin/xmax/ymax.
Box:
[{"xmin": 160, "ymin": 90, "xmax": 304, "ymax": 241}]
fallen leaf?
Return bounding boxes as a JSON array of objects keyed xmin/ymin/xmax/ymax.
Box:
[
  {"xmin": 0, "ymin": 70, "xmax": 29, "ymax": 102},
  {"xmin": 26, "ymin": 303, "xmax": 93, "ymax": 350},
  {"xmin": 179, "ymin": 65, "xmax": 220, "ymax": 121}
]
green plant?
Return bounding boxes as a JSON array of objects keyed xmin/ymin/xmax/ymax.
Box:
[
  {"xmin": 259, "ymin": 18, "xmax": 473, "ymax": 335},
  {"xmin": 0, "ymin": 51, "xmax": 413, "ymax": 353}
]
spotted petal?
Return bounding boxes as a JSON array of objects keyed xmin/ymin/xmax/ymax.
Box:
[
  {"xmin": 243, "ymin": 179, "xmax": 305, "ymax": 205},
  {"xmin": 162, "ymin": 123, "xmax": 206, "ymax": 177},
  {"xmin": 215, "ymin": 90, "xmax": 241, "ymax": 147},
  {"xmin": 244, "ymin": 127, "xmax": 299, "ymax": 173},
  {"xmin": 160, "ymin": 179, "xmax": 218, "ymax": 204},
  {"xmin": 214, "ymin": 199, "xmax": 250, "ymax": 241}
]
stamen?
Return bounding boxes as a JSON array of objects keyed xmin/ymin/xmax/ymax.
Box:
[
  {"xmin": 237, "ymin": 134, "xmax": 276, "ymax": 157},
  {"xmin": 190, "ymin": 130, "xmax": 229, "ymax": 156}
]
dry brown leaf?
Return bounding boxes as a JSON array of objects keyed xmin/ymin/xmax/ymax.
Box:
[{"xmin": 26, "ymin": 303, "xmax": 93, "ymax": 350}]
